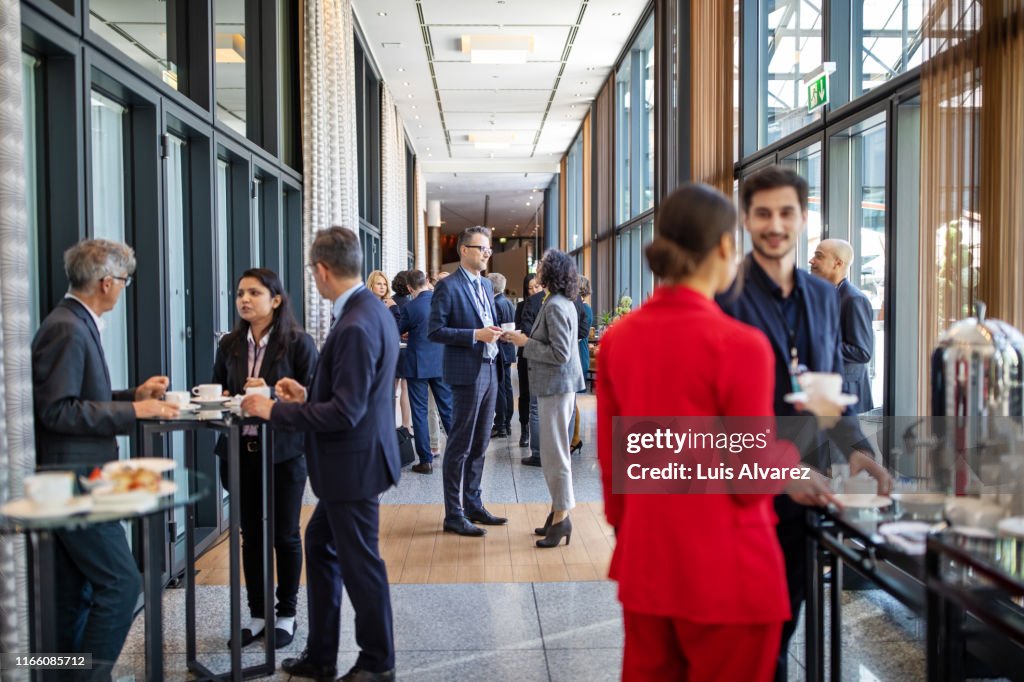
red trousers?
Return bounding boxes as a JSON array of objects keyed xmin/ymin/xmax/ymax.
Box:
[{"xmin": 622, "ymin": 610, "xmax": 782, "ymax": 682}]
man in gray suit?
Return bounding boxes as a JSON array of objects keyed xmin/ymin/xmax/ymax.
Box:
[{"xmin": 32, "ymin": 239, "xmax": 175, "ymax": 675}]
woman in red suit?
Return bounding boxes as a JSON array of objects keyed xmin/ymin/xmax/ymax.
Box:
[{"xmin": 598, "ymin": 184, "xmax": 799, "ymax": 681}]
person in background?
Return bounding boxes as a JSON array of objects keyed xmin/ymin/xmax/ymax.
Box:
[
  {"xmin": 32, "ymin": 239, "xmax": 176, "ymax": 679},
  {"xmin": 212, "ymin": 268, "xmax": 318, "ymax": 648},
  {"xmin": 717, "ymin": 166, "xmax": 891, "ymax": 680},
  {"xmin": 506, "ymin": 251, "xmax": 585, "ymax": 547},
  {"xmin": 514, "ymin": 274, "xmax": 542, "ymax": 449},
  {"xmin": 398, "ymin": 270, "xmax": 454, "ymax": 474},
  {"xmin": 488, "ymin": 272, "xmax": 516, "ymax": 439},
  {"xmin": 570, "ymin": 276, "xmax": 593, "ymax": 454},
  {"xmin": 598, "ymin": 184, "xmax": 809, "ymax": 681},
  {"xmin": 244, "ymin": 226, "xmax": 399, "ymax": 682},
  {"xmin": 428, "ymin": 226, "xmax": 508, "ymax": 536},
  {"xmin": 367, "ymin": 270, "xmax": 394, "ymax": 308},
  {"xmin": 391, "ymin": 271, "xmax": 414, "ymax": 433},
  {"xmin": 809, "ymin": 239, "xmax": 875, "ymax": 413}
]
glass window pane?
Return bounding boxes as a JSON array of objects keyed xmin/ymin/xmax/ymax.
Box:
[
  {"xmin": 216, "ymin": 159, "xmax": 231, "ymax": 331},
  {"xmin": 828, "ymin": 113, "xmax": 887, "ymax": 412},
  {"xmin": 90, "ymin": 90, "xmax": 130, "ymax": 457},
  {"xmin": 641, "ymin": 220, "xmax": 655, "ymax": 303},
  {"xmin": 630, "ymin": 226, "xmax": 641, "ymax": 308},
  {"xmin": 215, "ymin": 0, "xmax": 247, "ymax": 135},
  {"xmin": 760, "ymin": 0, "xmax": 823, "ymax": 146},
  {"xmin": 251, "ymin": 176, "xmax": 262, "ymax": 267},
  {"xmin": 23, "ymin": 54, "xmax": 41, "ymax": 332},
  {"xmin": 89, "ymin": 0, "xmax": 183, "ymax": 91},
  {"xmin": 780, "ymin": 142, "xmax": 822, "ymax": 270},
  {"xmin": 641, "ymin": 22, "xmax": 655, "ymax": 215},
  {"xmin": 166, "ymin": 135, "xmax": 189, "ymax": 531},
  {"xmin": 615, "ymin": 53, "xmax": 632, "ymax": 224},
  {"xmin": 857, "ymin": 0, "xmax": 925, "ymax": 97}
]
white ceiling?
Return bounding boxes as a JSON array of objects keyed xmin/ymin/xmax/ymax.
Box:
[{"xmin": 353, "ymin": 0, "xmax": 650, "ymax": 236}]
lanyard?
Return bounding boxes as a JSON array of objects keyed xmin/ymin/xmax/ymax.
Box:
[{"xmin": 752, "ymin": 272, "xmax": 806, "ymax": 393}]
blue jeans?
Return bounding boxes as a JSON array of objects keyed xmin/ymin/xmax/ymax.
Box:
[{"xmin": 407, "ymin": 377, "xmax": 454, "ymax": 464}]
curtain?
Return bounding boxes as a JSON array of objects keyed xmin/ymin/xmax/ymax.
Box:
[
  {"xmin": 380, "ymin": 86, "xmax": 408, "ymax": 279},
  {"xmin": 0, "ymin": 0, "xmax": 36, "ymax": 667},
  {"xmin": 918, "ymin": 0, "xmax": 1024, "ymax": 409},
  {"xmin": 689, "ymin": 0, "xmax": 734, "ymax": 193},
  {"xmin": 302, "ymin": 0, "xmax": 359, "ymax": 344}
]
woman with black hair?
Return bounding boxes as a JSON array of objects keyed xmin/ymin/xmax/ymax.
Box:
[
  {"xmin": 212, "ymin": 268, "xmax": 318, "ymax": 648},
  {"xmin": 505, "ymin": 250, "xmax": 585, "ymax": 547}
]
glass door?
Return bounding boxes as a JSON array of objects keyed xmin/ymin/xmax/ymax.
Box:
[
  {"xmin": 780, "ymin": 141, "xmax": 823, "ymax": 271},
  {"xmin": 829, "ymin": 111, "xmax": 888, "ymax": 413}
]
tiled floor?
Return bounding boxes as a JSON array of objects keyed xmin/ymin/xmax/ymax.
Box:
[{"xmin": 116, "ymin": 391, "xmax": 932, "ymax": 680}]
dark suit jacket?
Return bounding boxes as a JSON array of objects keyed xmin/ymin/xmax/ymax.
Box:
[
  {"xmin": 212, "ymin": 328, "xmax": 318, "ymax": 462},
  {"xmin": 397, "ymin": 291, "xmax": 444, "ymax": 379},
  {"xmin": 717, "ymin": 255, "xmax": 873, "ymax": 475},
  {"xmin": 837, "ymin": 279, "xmax": 874, "ymax": 412},
  {"xmin": 428, "ymin": 269, "xmax": 499, "ymax": 386},
  {"xmin": 493, "ymin": 294, "xmax": 516, "ymax": 364},
  {"xmin": 516, "ymin": 291, "xmax": 545, "ymax": 359},
  {"xmin": 32, "ymin": 298, "xmax": 137, "ymax": 468},
  {"xmin": 391, "ymin": 294, "xmax": 411, "ymax": 377},
  {"xmin": 271, "ymin": 287, "xmax": 401, "ymax": 501}
]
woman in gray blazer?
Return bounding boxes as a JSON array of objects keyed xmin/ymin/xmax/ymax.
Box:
[{"xmin": 506, "ymin": 250, "xmax": 585, "ymax": 547}]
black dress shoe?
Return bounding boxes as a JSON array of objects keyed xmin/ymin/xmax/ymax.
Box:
[
  {"xmin": 519, "ymin": 428, "xmax": 530, "ymax": 447},
  {"xmin": 273, "ymin": 625, "xmax": 294, "ymax": 649},
  {"xmin": 411, "ymin": 462, "xmax": 433, "ymax": 474},
  {"xmin": 339, "ymin": 666, "xmax": 396, "ymax": 681},
  {"xmin": 491, "ymin": 427, "xmax": 509, "ymax": 438},
  {"xmin": 570, "ymin": 440, "xmax": 583, "ymax": 454},
  {"xmin": 521, "ymin": 455, "xmax": 542, "ymax": 467},
  {"xmin": 443, "ymin": 517, "xmax": 486, "ymax": 536},
  {"xmin": 281, "ymin": 649, "xmax": 337, "ymax": 681},
  {"xmin": 227, "ymin": 625, "xmax": 264, "ymax": 649},
  {"xmin": 467, "ymin": 508, "xmax": 508, "ymax": 525}
]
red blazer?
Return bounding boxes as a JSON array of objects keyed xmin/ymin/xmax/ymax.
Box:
[{"xmin": 597, "ymin": 286, "xmax": 792, "ymax": 624}]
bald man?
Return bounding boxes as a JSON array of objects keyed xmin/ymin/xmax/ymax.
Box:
[{"xmin": 809, "ymin": 239, "xmax": 875, "ymax": 412}]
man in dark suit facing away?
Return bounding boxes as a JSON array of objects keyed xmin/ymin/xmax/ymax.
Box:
[
  {"xmin": 809, "ymin": 238, "xmax": 875, "ymax": 412},
  {"xmin": 32, "ymin": 239, "xmax": 177, "ymax": 676},
  {"xmin": 488, "ymin": 272, "xmax": 517, "ymax": 438},
  {"xmin": 428, "ymin": 226, "xmax": 508, "ymax": 537},
  {"xmin": 515, "ymin": 275, "xmax": 544, "ymax": 449},
  {"xmin": 243, "ymin": 226, "xmax": 399, "ymax": 682},
  {"xmin": 398, "ymin": 269, "xmax": 454, "ymax": 474}
]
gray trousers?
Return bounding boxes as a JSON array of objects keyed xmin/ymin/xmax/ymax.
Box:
[{"xmin": 538, "ymin": 392, "xmax": 576, "ymax": 512}]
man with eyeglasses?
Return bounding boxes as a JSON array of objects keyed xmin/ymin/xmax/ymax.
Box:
[
  {"xmin": 31, "ymin": 238, "xmax": 176, "ymax": 677},
  {"xmin": 428, "ymin": 226, "xmax": 508, "ymax": 536}
]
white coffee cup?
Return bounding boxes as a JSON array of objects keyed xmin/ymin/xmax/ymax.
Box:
[
  {"xmin": 245, "ymin": 385, "xmax": 271, "ymax": 398},
  {"xmin": 843, "ymin": 472, "xmax": 876, "ymax": 495},
  {"xmin": 192, "ymin": 384, "xmax": 223, "ymax": 401},
  {"xmin": 24, "ymin": 472, "xmax": 75, "ymax": 509},
  {"xmin": 500, "ymin": 322, "xmax": 515, "ymax": 332},
  {"xmin": 799, "ymin": 372, "xmax": 843, "ymax": 400},
  {"xmin": 165, "ymin": 391, "xmax": 191, "ymax": 407}
]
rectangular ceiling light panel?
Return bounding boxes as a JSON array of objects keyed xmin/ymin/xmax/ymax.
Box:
[{"xmin": 461, "ymin": 34, "xmax": 535, "ymax": 64}]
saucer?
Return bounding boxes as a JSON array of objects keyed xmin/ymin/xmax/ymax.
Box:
[
  {"xmin": 784, "ymin": 392, "xmax": 859, "ymax": 406},
  {"xmin": 191, "ymin": 397, "xmax": 230, "ymax": 408},
  {"xmin": 1, "ymin": 496, "xmax": 93, "ymax": 519},
  {"xmin": 92, "ymin": 480, "xmax": 176, "ymax": 506},
  {"xmin": 834, "ymin": 493, "xmax": 892, "ymax": 509},
  {"xmin": 103, "ymin": 458, "xmax": 175, "ymax": 475}
]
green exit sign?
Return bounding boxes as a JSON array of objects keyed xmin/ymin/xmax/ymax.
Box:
[{"xmin": 807, "ymin": 74, "xmax": 829, "ymax": 112}]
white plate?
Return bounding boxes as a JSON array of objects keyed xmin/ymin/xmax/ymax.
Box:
[
  {"xmin": 784, "ymin": 392, "xmax": 859, "ymax": 406},
  {"xmin": 103, "ymin": 458, "xmax": 175, "ymax": 475},
  {"xmin": 191, "ymin": 397, "xmax": 230, "ymax": 407},
  {"xmin": 997, "ymin": 517, "xmax": 1024, "ymax": 539},
  {"xmin": 1, "ymin": 496, "xmax": 93, "ymax": 519},
  {"xmin": 879, "ymin": 520, "xmax": 934, "ymax": 540},
  {"xmin": 92, "ymin": 480, "xmax": 176, "ymax": 505},
  {"xmin": 834, "ymin": 493, "xmax": 893, "ymax": 509}
]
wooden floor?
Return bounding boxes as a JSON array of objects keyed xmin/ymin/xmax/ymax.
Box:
[{"xmin": 194, "ymin": 501, "xmax": 615, "ymax": 585}]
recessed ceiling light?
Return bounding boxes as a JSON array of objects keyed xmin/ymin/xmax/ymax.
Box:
[
  {"xmin": 515, "ymin": 224, "xmax": 519, "ymax": 228},
  {"xmin": 526, "ymin": 202, "xmax": 531, "ymax": 206},
  {"xmin": 414, "ymin": 115, "xmax": 420, "ymax": 119},
  {"xmin": 579, "ymin": 81, "xmax": 586, "ymax": 85},
  {"xmin": 397, "ymin": 67, "xmax": 405, "ymax": 72},
  {"xmin": 570, "ymin": 105, "xmax": 576, "ymax": 109},
  {"xmin": 411, "ymin": 105, "xmax": 416, "ymax": 109},
  {"xmin": 574, "ymin": 92, "xmax": 583, "ymax": 97},
  {"xmin": 417, "ymin": 124, "xmax": 422, "ymax": 128},
  {"xmin": 426, "ymin": 147, "xmax": 430, "ymax": 151},
  {"xmin": 378, "ymin": 11, "xmax": 387, "ymax": 16},
  {"xmin": 407, "ymin": 94, "xmax": 413, "ymax": 98},
  {"xmin": 403, "ymin": 82, "xmax": 410, "ymax": 86},
  {"xmin": 612, "ymin": 11, "xmax": 622, "ymax": 16}
]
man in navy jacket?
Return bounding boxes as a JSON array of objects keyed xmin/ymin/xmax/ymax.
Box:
[
  {"xmin": 428, "ymin": 227, "xmax": 508, "ymax": 536},
  {"xmin": 488, "ymin": 272, "xmax": 517, "ymax": 438},
  {"xmin": 244, "ymin": 226, "xmax": 399, "ymax": 682},
  {"xmin": 810, "ymin": 238, "xmax": 875, "ymax": 412},
  {"xmin": 398, "ymin": 269, "xmax": 454, "ymax": 474}
]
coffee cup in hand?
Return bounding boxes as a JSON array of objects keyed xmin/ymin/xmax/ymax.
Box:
[
  {"xmin": 500, "ymin": 322, "xmax": 515, "ymax": 332},
  {"xmin": 24, "ymin": 472, "xmax": 75, "ymax": 509},
  {"xmin": 165, "ymin": 391, "xmax": 191, "ymax": 407},
  {"xmin": 245, "ymin": 386, "xmax": 271, "ymax": 398},
  {"xmin": 798, "ymin": 372, "xmax": 843, "ymax": 400},
  {"xmin": 192, "ymin": 384, "xmax": 222, "ymax": 401}
]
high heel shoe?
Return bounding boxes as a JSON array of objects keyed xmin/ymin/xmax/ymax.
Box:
[
  {"xmin": 536, "ymin": 516, "xmax": 572, "ymax": 548},
  {"xmin": 534, "ymin": 512, "xmax": 553, "ymax": 537},
  {"xmin": 570, "ymin": 441, "xmax": 583, "ymax": 454}
]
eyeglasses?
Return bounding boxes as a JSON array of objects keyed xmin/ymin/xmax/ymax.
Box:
[
  {"xmin": 109, "ymin": 275, "xmax": 132, "ymax": 287},
  {"xmin": 463, "ymin": 245, "xmax": 493, "ymax": 255}
]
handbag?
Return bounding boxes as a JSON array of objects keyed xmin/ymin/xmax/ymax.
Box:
[{"xmin": 396, "ymin": 426, "xmax": 416, "ymax": 467}]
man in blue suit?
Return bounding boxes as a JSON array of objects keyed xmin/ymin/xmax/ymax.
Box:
[
  {"xmin": 488, "ymin": 272, "xmax": 517, "ymax": 438},
  {"xmin": 244, "ymin": 227, "xmax": 398, "ymax": 682},
  {"xmin": 428, "ymin": 226, "xmax": 508, "ymax": 536},
  {"xmin": 398, "ymin": 269, "xmax": 454, "ymax": 474},
  {"xmin": 810, "ymin": 238, "xmax": 875, "ymax": 413},
  {"xmin": 717, "ymin": 166, "xmax": 890, "ymax": 682}
]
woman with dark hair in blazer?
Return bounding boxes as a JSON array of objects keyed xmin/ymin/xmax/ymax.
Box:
[
  {"xmin": 597, "ymin": 185, "xmax": 809, "ymax": 681},
  {"xmin": 506, "ymin": 250, "xmax": 585, "ymax": 547},
  {"xmin": 212, "ymin": 268, "xmax": 318, "ymax": 648}
]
